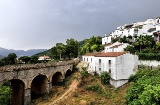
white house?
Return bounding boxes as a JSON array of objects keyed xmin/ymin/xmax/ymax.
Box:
[
  {"xmin": 38, "ymin": 55, "xmax": 51, "ymax": 61},
  {"xmin": 104, "ymin": 42, "xmax": 129, "ymax": 52},
  {"xmin": 102, "ymin": 34, "xmax": 112, "ymax": 45},
  {"xmin": 82, "ymin": 52, "xmax": 138, "ymax": 88},
  {"xmin": 82, "ymin": 52, "xmax": 102, "ymax": 74},
  {"xmin": 108, "ymin": 17, "xmax": 160, "ymax": 43}
]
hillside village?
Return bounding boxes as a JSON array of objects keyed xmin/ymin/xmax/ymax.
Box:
[
  {"xmin": 81, "ymin": 17, "xmax": 160, "ymax": 88},
  {"xmin": 1, "ymin": 17, "xmax": 160, "ymax": 105},
  {"xmin": 102, "ymin": 17, "xmax": 160, "ymax": 44}
]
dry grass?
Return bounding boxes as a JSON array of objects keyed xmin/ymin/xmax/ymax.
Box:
[{"xmin": 35, "ymin": 70, "xmax": 129, "ymax": 105}]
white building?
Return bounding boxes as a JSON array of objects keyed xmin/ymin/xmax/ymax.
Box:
[
  {"xmin": 38, "ymin": 55, "xmax": 51, "ymax": 61},
  {"xmin": 82, "ymin": 52, "xmax": 102, "ymax": 74},
  {"xmin": 102, "ymin": 34, "xmax": 112, "ymax": 45},
  {"xmin": 108, "ymin": 17, "xmax": 160, "ymax": 43},
  {"xmin": 82, "ymin": 52, "xmax": 138, "ymax": 88},
  {"xmin": 104, "ymin": 42, "xmax": 129, "ymax": 52}
]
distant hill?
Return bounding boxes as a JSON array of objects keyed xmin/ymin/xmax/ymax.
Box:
[
  {"xmin": 34, "ymin": 49, "xmax": 51, "ymax": 57},
  {"xmin": 0, "ymin": 55, "xmax": 4, "ymax": 59},
  {"xmin": 0, "ymin": 47, "xmax": 47, "ymax": 58}
]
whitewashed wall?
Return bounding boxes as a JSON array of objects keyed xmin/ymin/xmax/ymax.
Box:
[
  {"xmin": 110, "ymin": 79, "xmax": 128, "ymax": 88},
  {"xmin": 139, "ymin": 60, "xmax": 160, "ymax": 67},
  {"xmin": 115, "ymin": 53, "xmax": 138, "ymax": 80},
  {"xmin": 94, "ymin": 57, "xmax": 116, "ymax": 75},
  {"xmin": 102, "ymin": 36, "xmax": 112, "ymax": 45}
]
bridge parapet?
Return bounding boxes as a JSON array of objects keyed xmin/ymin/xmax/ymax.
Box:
[{"xmin": 0, "ymin": 59, "xmax": 79, "ymax": 72}]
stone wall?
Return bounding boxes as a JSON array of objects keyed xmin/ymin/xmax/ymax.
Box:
[
  {"xmin": 0, "ymin": 59, "xmax": 79, "ymax": 72},
  {"xmin": 138, "ymin": 60, "xmax": 160, "ymax": 67}
]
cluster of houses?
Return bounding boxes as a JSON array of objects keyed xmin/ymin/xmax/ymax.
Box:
[
  {"xmin": 90, "ymin": 17, "xmax": 160, "ymax": 88},
  {"xmin": 102, "ymin": 17, "xmax": 160, "ymax": 44}
]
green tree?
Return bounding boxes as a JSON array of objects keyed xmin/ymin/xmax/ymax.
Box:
[
  {"xmin": 65, "ymin": 38, "xmax": 79, "ymax": 59},
  {"xmin": 19, "ymin": 56, "xmax": 31, "ymax": 64},
  {"xmin": 56, "ymin": 43, "xmax": 66, "ymax": 60},
  {"xmin": 50, "ymin": 46, "xmax": 59, "ymax": 60},
  {"xmin": 124, "ymin": 45, "xmax": 136, "ymax": 54},
  {"xmin": 134, "ymin": 35, "xmax": 144, "ymax": 52},
  {"xmin": 80, "ymin": 36, "xmax": 103, "ymax": 54},
  {"xmin": 7, "ymin": 53, "xmax": 17, "ymax": 65},
  {"xmin": 30, "ymin": 55, "xmax": 38, "ymax": 64}
]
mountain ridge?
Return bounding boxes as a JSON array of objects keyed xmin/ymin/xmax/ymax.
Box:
[{"xmin": 0, "ymin": 47, "xmax": 47, "ymax": 58}]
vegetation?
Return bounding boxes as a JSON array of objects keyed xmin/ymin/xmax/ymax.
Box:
[
  {"xmin": 0, "ymin": 81, "xmax": 10, "ymax": 105},
  {"xmin": 100, "ymin": 72, "xmax": 110, "ymax": 85},
  {"xmin": 0, "ymin": 53, "xmax": 17, "ymax": 66},
  {"xmin": 34, "ymin": 36, "xmax": 104, "ymax": 61},
  {"xmin": 0, "ymin": 85, "xmax": 10, "ymax": 105},
  {"xmin": 80, "ymin": 36, "xmax": 104, "ymax": 55},
  {"xmin": 126, "ymin": 69, "xmax": 160, "ymax": 105}
]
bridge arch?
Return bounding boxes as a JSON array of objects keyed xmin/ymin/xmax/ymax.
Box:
[
  {"xmin": 52, "ymin": 72, "xmax": 64, "ymax": 86},
  {"xmin": 10, "ymin": 79, "xmax": 25, "ymax": 105},
  {"xmin": 65, "ymin": 69, "xmax": 72, "ymax": 78},
  {"xmin": 31, "ymin": 75, "xmax": 49, "ymax": 100}
]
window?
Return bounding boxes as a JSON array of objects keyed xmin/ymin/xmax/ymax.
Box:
[
  {"xmin": 87, "ymin": 58, "xmax": 88, "ymax": 61},
  {"xmin": 84, "ymin": 58, "xmax": 85, "ymax": 61},
  {"xmin": 109, "ymin": 60, "xmax": 111, "ymax": 64},
  {"xmin": 109, "ymin": 69, "xmax": 111, "ymax": 73},
  {"xmin": 99, "ymin": 68, "xmax": 101, "ymax": 71},
  {"xmin": 99, "ymin": 59, "xmax": 101, "ymax": 64},
  {"xmin": 91, "ymin": 58, "xmax": 92, "ymax": 63}
]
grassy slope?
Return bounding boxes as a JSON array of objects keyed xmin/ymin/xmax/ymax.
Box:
[{"xmin": 34, "ymin": 70, "xmax": 129, "ymax": 105}]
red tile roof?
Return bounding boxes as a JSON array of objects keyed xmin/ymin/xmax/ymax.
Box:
[
  {"xmin": 148, "ymin": 28, "xmax": 156, "ymax": 32},
  {"xmin": 83, "ymin": 52, "xmax": 103, "ymax": 56},
  {"xmin": 110, "ymin": 44, "xmax": 123, "ymax": 48},
  {"xmin": 95, "ymin": 52, "xmax": 127, "ymax": 57}
]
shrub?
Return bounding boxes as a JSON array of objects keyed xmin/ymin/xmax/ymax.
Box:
[
  {"xmin": 80, "ymin": 70, "xmax": 88, "ymax": 79},
  {"xmin": 100, "ymin": 72, "xmax": 110, "ymax": 85},
  {"xmin": 126, "ymin": 69, "xmax": 160, "ymax": 104},
  {"xmin": 0, "ymin": 85, "xmax": 10, "ymax": 105},
  {"xmin": 85, "ymin": 84, "xmax": 103, "ymax": 94},
  {"xmin": 138, "ymin": 53, "xmax": 160, "ymax": 61}
]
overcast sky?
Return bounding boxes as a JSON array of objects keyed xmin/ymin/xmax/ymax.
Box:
[{"xmin": 0, "ymin": 0, "xmax": 159, "ymax": 50}]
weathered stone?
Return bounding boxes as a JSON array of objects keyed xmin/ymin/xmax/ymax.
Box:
[{"xmin": 0, "ymin": 59, "xmax": 79, "ymax": 105}]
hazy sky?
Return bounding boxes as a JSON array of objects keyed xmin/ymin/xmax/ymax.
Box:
[{"xmin": 0, "ymin": 0, "xmax": 159, "ymax": 50}]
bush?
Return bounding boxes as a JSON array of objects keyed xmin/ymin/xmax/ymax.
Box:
[
  {"xmin": 138, "ymin": 53, "xmax": 160, "ymax": 61},
  {"xmin": 0, "ymin": 85, "xmax": 10, "ymax": 105},
  {"xmin": 80, "ymin": 70, "xmax": 88, "ymax": 79},
  {"xmin": 126, "ymin": 69, "xmax": 160, "ymax": 104},
  {"xmin": 124, "ymin": 45, "xmax": 136, "ymax": 54},
  {"xmin": 100, "ymin": 72, "xmax": 110, "ymax": 85},
  {"xmin": 85, "ymin": 84, "xmax": 103, "ymax": 94}
]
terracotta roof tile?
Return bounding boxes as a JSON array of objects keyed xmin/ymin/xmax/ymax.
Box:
[
  {"xmin": 110, "ymin": 44, "xmax": 123, "ymax": 48},
  {"xmin": 95, "ymin": 52, "xmax": 127, "ymax": 57},
  {"xmin": 148, "ymin": 28, "xmax": 156, "ymax": 32},
  {"xmin": 83, "ymin": 52, "xmax": 103, "ymax": 56}
]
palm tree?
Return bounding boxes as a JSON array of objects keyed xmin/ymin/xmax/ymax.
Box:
[
  {"xmin": 134, "ymin": 35, "xmax": 144, "ymax": 52},
  {"xmin": 144, "ymin": 35, "xmax": 155, "ymax": 48}
]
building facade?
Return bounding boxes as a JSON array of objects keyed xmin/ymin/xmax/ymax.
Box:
[{"xmin": 82, "ymin": 52, "xmax": 138, "ymax": 88}]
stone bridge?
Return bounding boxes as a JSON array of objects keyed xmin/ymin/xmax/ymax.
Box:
[{"xmin": 0, "ymin": 59, "xmax": 79, "ymax": 105}]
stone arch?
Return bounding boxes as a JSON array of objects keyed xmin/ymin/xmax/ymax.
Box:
[
  {"xmin": 10, "ymin": 79, "xmax": 25, "ymax": 105},
  {"xmin": 52, "ymin": 72, "xmax": 64, "ymax": 86},
  {"xmin": 65, "ymin": 69, "xmax": 72, "ymax": 78},
  {"xmin": 31, "ymin": 75, "xmax": 49, "ymax": 100}
]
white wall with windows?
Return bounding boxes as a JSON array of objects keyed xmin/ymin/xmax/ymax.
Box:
[
  {"xmin": 83, "ymin": 52, "xmax": 138, "ymax": 88},
  {"xmin": 102, "ymin": 35, "xmax": 112, "ymax": 45}
]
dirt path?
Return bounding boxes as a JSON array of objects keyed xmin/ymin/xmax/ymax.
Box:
[
  {"xmin": 37, "ymin": 62, "xmax": 84, "ymax": 105},
  {"xmin": 37, "ymin": 76, "xmax": 80, "ymax": 105},
  {"xmin": 49, "ymin": 79, "xmax": 79, "ymax": 105}
]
